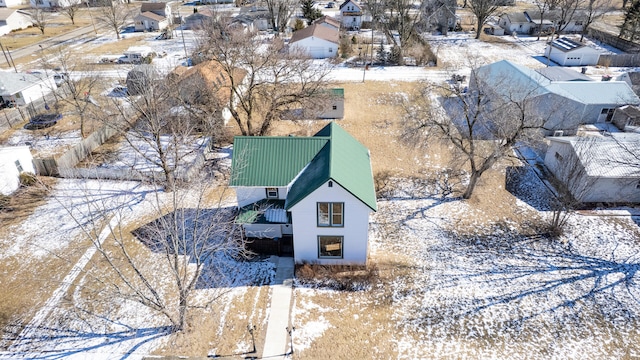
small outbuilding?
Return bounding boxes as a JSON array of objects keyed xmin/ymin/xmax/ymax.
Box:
[
  {"xmin": 544, "ymin": 37, "xmax": 602, "ymax": 66},
  {"xmin": 0, "ymin": 72, "xmax": 54, "ymax": 106},
  {"xmin": 290, "ymin": 23, "xmax": 339, "ymax": 59},
  {"xmin": 0, "ymin": 146, "xmax": 34, "ymax": 195}
]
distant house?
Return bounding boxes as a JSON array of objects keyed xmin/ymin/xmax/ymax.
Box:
[
  {"xmin": 183, "ymin": 7, "xmax": 215, "ymax": 30},
  {"xmin": 233, "ymin": 6, "xmax": 271, "ymax": 31},
  {"xmin": 230, "ymin": 122, "xmax": 377, "ymax": 265},
  {"xmin": 0, "ymin": 0, "xmax": 27, "ymax": 8},
  {"xmin": 29, "ymin": 0, "xmax": 80, "ymax": 8},
  {"xmin": 611, "ymin": 105, "xmax": 640, "ymax": 130},
  {"xmin": 290, "ymin": 23, "xmax": 339, "ymax": 59},
  {"xmin": 174, "ymin": 60, "xmax": 246, "ymax": 124},
  {"xmin": 281, "ymin": 88, "xmax": 345, "ymax": 120},
  {"xmin": 499, "ymin": 10, "xmax": 586, "ymax": 35},
  {"xmin": 0, "ymin": 146, "xmax": 34, "ymax": 195},
  {"xmin": 544, "ymin": 132, "xmax": 640, "ymax": 203},
  {"xmin": 470, "ymin": 60, "xmax": 640, "ymax": 135},
  {"xmin": 0, "ymin": 72, "xmax": 55, "ymax": 106},
  {"xmin": 134, "ymin": 1, "xmax": 172, "ymax": 31},
  {"xmin": 134, "ymin": 11, "xmax": 169, "ymax": 32},
  {"xmin": 339, "ymin": 0, "xmax": 362, "ymax": 30},
  {"xmin": 544, "ymin": 37, "xmax": 602, "ymax": 66},
  {"xmin": 313, "ymin": 15, "xmax": 340, "ymax": 31},
  {"xmin": 423, "ymin": 0, "xmax": 458, "ymax": 35},
  {"xmin": 0, "ymin": 9, "xmax": 31, "ymax": 36}
]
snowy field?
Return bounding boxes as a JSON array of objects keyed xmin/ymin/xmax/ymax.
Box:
[{"xmin": 290, "ymin": 168, "xmax": 640, "ymax": 359}]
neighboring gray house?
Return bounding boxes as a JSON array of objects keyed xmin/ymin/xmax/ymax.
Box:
[
  {"xmin": 544, "ymin": 37, "xmax": 602, "ymax": 66},
  {"xmin": 233, "ymin": 6, "xmax": 271, "ymax": 31},
  {"xmin": 544, "ymin": 132, "xmax": 640, "ymax": 203},
  {"xmin": 0, "ymin": 9, "xmax": 31, "ymax": 36},
  {"xmin": 423, "ymin": 0, "xmax": 458, "ymax": 35},
  {"xmin": 0, "ymin": 71, "xmax": 55, "ymax": 106},
  {"xmin": 470, "ymin": 60, "xmax": 640, "ymax": 135},
  {"xmin": 500, "ymin": 10, "xmax": 586, "ymax": 35},
  {"xmin": 126, "ymin": 65, "xmax": 160, "ymax": 95},
  {"xmin": 183, "ymin": 7, "xmax": 215, "ymax": 30}
]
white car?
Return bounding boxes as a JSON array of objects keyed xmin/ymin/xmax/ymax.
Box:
[{"xmin": 53, "ymin": 73, "xmax": 68, "ymax": 87}]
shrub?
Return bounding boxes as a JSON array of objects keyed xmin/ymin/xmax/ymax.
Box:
[
  {"xmin": 295, "ymin": 263, "xmax": 379, "ymax": 291},
  {"xmin": 19, "ymin": 172, "xmax": 37, "ymax": 187}
]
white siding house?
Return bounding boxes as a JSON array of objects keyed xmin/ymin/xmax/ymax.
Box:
[
  {"xmin": 0, "ymin": 9, "xmax": 31, "ymax": 36},
  {"xmin": 0, "ymin": 146, "xmax": 34, "ymax": 195},
  {"xmin": 544, "ymin": 37, "xmax": 602, "ymax": 66},
  {"xmin": 0, "ymin": 0, "xmax": 27, "ymax": 8},
  {"xmin": 230, "ymin": 122, "xmax": 377, "ymax": 265},
  {"xmin": 134, "ymin": 11, "xmax": 169, "ymax": 32},
  {"xmin": 289, "ymin": 180, "xmax": 371, "ymax": 265},
  {"xmin": 290, "ymin": 23, "xmax": 339, "ymax": 59},
  {"xmin": 30, "ymin": 0, "xmax": 80, "ymax": 8},
  {"xmin": 0, "ymin": 72, "xmax": 55, "ymax": 106},
  {"xmin": 544, "ymin": 133, "xmax": 640, "ymax": 203},
  {"xmin": 339, "ymin": 0, "xmax": 362, "ymax": 30}
]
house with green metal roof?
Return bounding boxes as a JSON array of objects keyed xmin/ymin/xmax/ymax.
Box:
[{"xmin": 230, "ymin": 122, "xmax": 376, "ymax": 265}]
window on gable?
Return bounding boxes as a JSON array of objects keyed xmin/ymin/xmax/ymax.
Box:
[
  {"xmin": 318, "ymin": 236, "xmax": 343, "ymax": 258},
  {"xmin": 15, "ymin": 160, "xmax": 23, "ymax": 173},
  {"xmin": 332, "ymin": 105, "xmax": 337, "ymax": 110},
  {"xmin": 266, "ymin": 187, "xmax": 278, "ymax": 198},
  {"xmin": 317, "ymin": 202, "xmax": 343, "ymax": 227}
]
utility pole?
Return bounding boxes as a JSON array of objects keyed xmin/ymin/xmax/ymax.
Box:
[{"xmin": 0, "ymin": 41, "xmax": 17, "ymax": 73}]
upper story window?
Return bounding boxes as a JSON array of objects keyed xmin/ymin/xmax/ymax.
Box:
[
  {"xmin": 15, "ymin": 160, "xmax": 23, "ymax": 173},
  {"xmin": 317, "ymin": 202, "xmax": 343, "ymax": 227},
  {"xmin": 266, "ymin": 187, "xmax": 278, "ymax": 198}
]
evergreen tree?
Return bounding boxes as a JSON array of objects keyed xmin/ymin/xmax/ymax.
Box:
[{"xmin": 301, "ymin": 0, "xmax": 323, "ymax": 24}]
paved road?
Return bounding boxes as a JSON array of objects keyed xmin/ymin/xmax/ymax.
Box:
[{"xmin": 4, "ymin": 22, "xmax": 108, "ymax": 63}]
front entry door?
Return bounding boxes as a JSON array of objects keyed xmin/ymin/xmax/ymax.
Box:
[{"xmin": 279, "ymin": 236, "xmax": 293, "ymax": 257}]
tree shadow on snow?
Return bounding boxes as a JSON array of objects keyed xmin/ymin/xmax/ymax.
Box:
[
  {"xmin": 505, "ymin": 165, "xmax": 555, "ymax": 211},
  {"xmin": 132, "ymin": 206, "xmax": 275, "ymax": 290},
  {"xmin": 412, "ymin": 230, "xmax": 640, "ymax": 328},
  {"xmin": 8, "ymin": 322, "xmax": 172, "ymax": 359}
]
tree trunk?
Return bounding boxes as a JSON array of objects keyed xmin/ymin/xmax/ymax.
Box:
[
  {"xmin": 462, "ymin": 171, "xmax": 480, "ymax": 199},
  {"xmin": 177, "ymin": 293, "xmax": 187, "ymax": 331},
  {"xmin": 475, "ymin": 26, "xmax": 482, "ymax": 39}
]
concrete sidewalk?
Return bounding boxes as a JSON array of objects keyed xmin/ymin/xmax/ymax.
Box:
[{"xmin": 261, "ymin": 256, "xmax": 295, "ymax": 359}]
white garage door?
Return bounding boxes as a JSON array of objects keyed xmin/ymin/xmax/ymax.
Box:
[{"xmin": 309, "ymin": 46, "xmax": 324, "ymax": 59}]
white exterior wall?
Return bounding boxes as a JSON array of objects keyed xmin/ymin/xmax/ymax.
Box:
[
  {"xmin": 235, "ymin": 186, "xmax": 288, "ymax": 207},
  {"xmin": 289, "ymin": 181, "xmax": 372, "ymax": 265},
  {"xmin": 544, "ymin": 140, "xmax": 640, "ymax": 203},
  {"xmin": 0, "ymin": 12, "xmax": 31, "ymax": 35},
  {"xmin": 545, "ymin": 46, "xmax": 600, "ymax": 66},
  {"xmin": 0, "ymin": 146, "xmax": 34, "ymax": 195},
  {"xmin": 0, "ymin": 0, "xmax": 26, "ymax": 7},
  {"xmin": 5, "ymin": 80, "xmax": 54, "ymax": 106},
  {"xmin": 291, "ymin": 37, "xmax": 338, "ymax": 59}
]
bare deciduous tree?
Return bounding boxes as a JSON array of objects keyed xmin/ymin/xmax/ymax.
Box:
[
  {"xmin": 533, "ymin": 0, "xmax": 553, "ymax": 39},
  {"xmin": 579, "ymin": 0, "xmax": 614, "ymax": 41},
  {"xmin": 40, "ymin": 46, "xmax": 102, "ymax": 138},
  {"xmin": 402, "ymin": 64, "xmax": 553, "ymax": 199},
  {"xmin": 105, "ymin": 72, "xmax": 223, "ymax": 189},
  {"xmin": 468, "ymin": 0, "xmax": 501, "ymax": 39},
  {"xmin": 195, "ymin": 20, "xmax": 332, "ymax": 136},
  {"xmin": 264, "ymin": 0, "xmax": 296, "ymax": 33},
  {"xmin": 96, "ymin": 0, "xmax": 131, "ymax": 40},
  {"xmin": 29, "ymin": 7, "xmax": 50, "ymax": 35},
  {"xmin": 367, "ymin": 0, "xmax": 423, "ymax": 64},
  {"xmin": 61, "ymin": 177, "xmax": 248, "ymax": 332},
  {"xmin": 60, "ymin": 3, "xmax": 81, "ymax": 25}
]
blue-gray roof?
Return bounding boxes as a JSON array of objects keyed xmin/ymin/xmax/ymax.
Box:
[{"xmin": 475, "ymin": 60, "xmax": 640, "ymax": 106}]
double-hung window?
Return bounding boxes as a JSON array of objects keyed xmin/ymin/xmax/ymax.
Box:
[
  {"xmin": 318, "ymin": 236, "xmax": 343, "ymax": 258},
  {"xmin": 266, "ymin": 187, "xmax": 278, "ymax": 199},
  {"xmin": 317, "ymin": 202, "xmax": 343, "ymax": 227}
]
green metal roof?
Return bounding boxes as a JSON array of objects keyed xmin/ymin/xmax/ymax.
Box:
[
  {"xmin": 285, "ymin": 122, "xmax": 377, "ymax": 211},
  {"xmin": 231, "ymin": 122, "xmax": 377, "ymax": 212},
  {"xmin": 329, "ymin": 88, "xmax": 344, "ymax": 97},
  {"xmin": 230, "ymin": 136, "xmax": 328, "ymax": 187}
]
